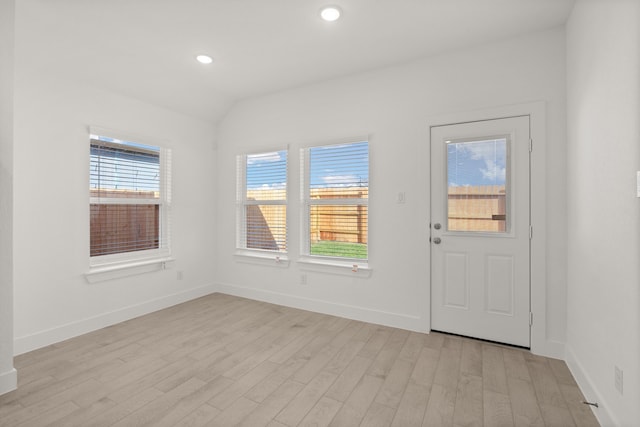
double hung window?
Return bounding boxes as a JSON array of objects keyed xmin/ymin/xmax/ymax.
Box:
[
  {"xmin": 90, "ymin": 131, "xmax": 171, "ymax": 265},
  {"xmin": 301, "ymin": 140, "xmax": 369, "ymax": 261},
  {"xmin": 236, "ymin": 150, "xmax": 288, "ymax": 254}
]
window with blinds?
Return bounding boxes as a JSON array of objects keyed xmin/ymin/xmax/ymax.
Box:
[
  {"xmin": 90, "ymin": 133, "xmax": 171, "ymax": 262},
  {"xmin": 237, "ymin": 150, "xmax": 288, "ymax": 253},
  {"xmin": 302, "ymin": 140, "xmax": 369, "ymax": 260}
]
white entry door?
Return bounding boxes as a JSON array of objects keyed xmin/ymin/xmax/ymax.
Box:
[{"xmin": 430, "ymin": 116, "xmax": 530, "ymax": 347}]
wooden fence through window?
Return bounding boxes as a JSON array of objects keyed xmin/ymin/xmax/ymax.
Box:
[
  {"xmin": 90, "ymin": 189, "xmax": 159, "ymax": 256},
  {"xmin": 90, "ymin": 185, "xmax": 507, "ymax": 257},
  {"xmin": 448, "ymin": 185, "xmax": 507, "ymax": 232}
]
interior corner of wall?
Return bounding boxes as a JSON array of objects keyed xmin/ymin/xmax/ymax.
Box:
[{"xmin": 564, "ymin": 344, "xmax": 618, "ymax": 427}]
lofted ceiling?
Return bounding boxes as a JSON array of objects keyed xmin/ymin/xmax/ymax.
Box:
[{"xmin": 16, "ymin": 0, "xmax": 576, "ymax": 123}]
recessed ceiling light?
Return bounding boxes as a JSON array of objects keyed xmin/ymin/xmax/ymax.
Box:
[
  {"xmin": 320, "ymin": 6, "xmax": 341, "ymax": 22},
  {"xmin": 196, "ymin": 54, "xmax": 213, "ymax": 64}
]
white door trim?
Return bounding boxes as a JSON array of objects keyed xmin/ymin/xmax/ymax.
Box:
[{"xmin": 426, "ymin": 101, "xmax": 563, "ymax": 359}]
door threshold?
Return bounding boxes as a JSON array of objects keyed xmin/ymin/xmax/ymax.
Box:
[{"xmin": 431, "ymin": 329, "xmax": 530, "ymax": 351}]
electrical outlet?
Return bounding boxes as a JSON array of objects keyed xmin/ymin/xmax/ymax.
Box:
[
  {"xmin": 300, "ymin": 274, "xmax": 307, "ymax": 285},
  {"xmin": 615, "ymin": 366, "xmax": 623, "ymax": 395},
  {"xmin": 177, "ymin": 270, "xmax": 184, "ymax": 280},
  {"xmin": 397, "ymin": 192, "xmax": 406, "ymax": 204}
]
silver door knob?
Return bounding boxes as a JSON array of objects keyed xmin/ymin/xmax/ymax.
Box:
[{"xmin": 433, "ymin": 237, "xmax": 441, "ymax": 244}]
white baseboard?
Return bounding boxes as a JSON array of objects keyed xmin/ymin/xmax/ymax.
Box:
[
  {"xmin": 565, "ymin": 345, "xmax": 617, "ymax": 427},
  {"xmin": 14, "ymin": 283, "xmax": 217, "ymax": 355},
  {"xmin": 0, "ymin": 367, "xmax": 17, "ymax": 396},
  {"xmin": 532, "ymin": 338, "xmax": 565, "ymax": 360},
  {"xmin": 216, "ymin": 282, "xmax": 426, "ymax": 332}
]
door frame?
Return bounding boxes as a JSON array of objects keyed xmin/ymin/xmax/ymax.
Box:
[{"xmin": 426, "ymin": 101, "xmax": 560, "ymax": 358}]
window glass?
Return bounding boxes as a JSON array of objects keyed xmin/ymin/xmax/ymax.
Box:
[
  {"xmin": 90, "ymin": 134, "xmax": 170, "ymax": 259},
  {"xmin": 447, "ymin": 137, "xmax": 508, "ymax": 232},
  {"xmin": 238, "ymin": 150, "xmax": 288, "ymax": 253},
  {"xmin": 305, "ymin": 141, "xmax": 369, "ymax": 260}
]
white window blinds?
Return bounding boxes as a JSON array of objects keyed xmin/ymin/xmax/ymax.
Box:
[
  {"xmin": 302, "ymin": 141, "xmax": 369, "ymax": 260},
  {"xmin": 237, "ymin": 150, "xmax": 288, "ymax": 253},
  {"xmin": 90, "ymin": 134, "xmax": 171, "ymax": 260}
]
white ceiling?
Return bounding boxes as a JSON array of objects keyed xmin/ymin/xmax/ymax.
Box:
[{"xmin": 16, "ymin": 0, "xmax": 576, "ymax": 123}]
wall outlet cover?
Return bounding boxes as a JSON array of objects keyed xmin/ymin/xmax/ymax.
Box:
[{"xmin": 615, "ymin": 365, "xmax": 623, "ymax": 395}]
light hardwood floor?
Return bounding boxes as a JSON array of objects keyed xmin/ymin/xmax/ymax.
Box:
[{"xmin": 0, "ymin": 294, "xmax": 599, "ymax": 427}]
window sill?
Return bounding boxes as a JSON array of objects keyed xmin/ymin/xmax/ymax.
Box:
[
  {"xmin": 234, "ymin": 250, "xmax": 290, "ymax": 267},
  {"xmin": 297, "ymin": 256, "xmax": 372, "ymax": 277},
  {"xmin": 85, "ymin": 257, "xmax": 175, "ymax": 283}
]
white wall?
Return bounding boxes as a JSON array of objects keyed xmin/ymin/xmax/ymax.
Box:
[
  {"xmin": 12, "ymin": 65, "xmax": 218, "ymax": 353},
  {"xmin": 0, "ymin": 0, "xmax": 17, "ymax": 395},
  {"xmin": 216, "ymin": 29, "xmax": 568, "ymax": 355},
  {"xmin": 566, "ymin": 1, "xmax": 640, "ymax": 425}
]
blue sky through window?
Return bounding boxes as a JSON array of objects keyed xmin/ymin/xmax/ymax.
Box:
[
  {"xmin": 90, "ymin": 135, "xmax": 160, "ymax": 193},
  {"xmin": 246, "ymin": 150, "xmax": 287, "ymax": 190},
  {"xmin": 310, "ymin": 141, "xmax": 368, "ymax": 189},
  {"xmin": 91, "ymin": 135, "xmax": 160, "ymax": 153},
  {"xmin": 447, "ymin": 138, "xmax": 507, "ymax": 187},
  {"xmin": 243, "ymin": 142, "xmax": 369, "ymax": 192}
]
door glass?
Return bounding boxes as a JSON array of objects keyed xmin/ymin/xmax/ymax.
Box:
[{"xmin": 446, "ymin": 137, "xmax": 509, "ymax": 232}]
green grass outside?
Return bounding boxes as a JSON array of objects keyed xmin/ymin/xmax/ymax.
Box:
[{"xmin": 310, "ymin": 240, "xmax": 367, "ymax": 259}]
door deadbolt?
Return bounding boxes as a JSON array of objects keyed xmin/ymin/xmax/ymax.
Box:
[{"xmin": 433, "ymin": 223, "xmax": 442, "ymax": 230}]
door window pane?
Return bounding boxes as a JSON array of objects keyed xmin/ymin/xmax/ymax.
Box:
[{"xmin": 447, "ymin": 138, "xmax": 509, "ymax": 232}]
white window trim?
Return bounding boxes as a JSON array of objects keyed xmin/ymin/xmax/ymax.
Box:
[
  {"xmin": 87, "ymin": 126, "xmax": 172, "ymax": 278},
  {"xmin": 297, "ymin": 256, "xmax": 371, "ymax": 277},
  {"xmin": 86, "ymin": 257, "xmax": 175, "ymax": 283},
  {"xmin": 235, "ymin": 147, "xmax": 289, "ymax": 261},
  {"xmin": 234, "ymin": 250, "xmax": 290, "ymax": 267},
  {"xmin": 299, "ymin": 137, "xmax": 370, "ymax": 270}
]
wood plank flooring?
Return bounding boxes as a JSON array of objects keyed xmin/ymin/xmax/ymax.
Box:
[{"xmin": 0, "ymin": 294, "xmax": 600, "ymax": 426}]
